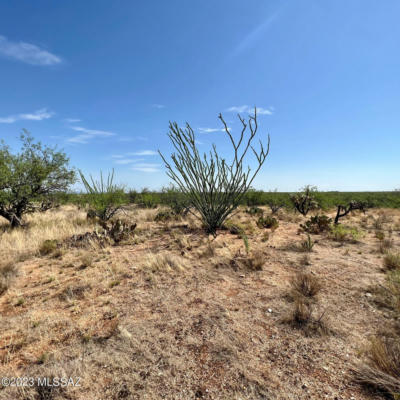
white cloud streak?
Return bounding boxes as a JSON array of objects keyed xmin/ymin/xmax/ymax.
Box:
[
  {"xmin": 67, "ymin": 126, "xmax": 116, "ymax": 144},
  {"xmin": 152, "ymin": 104, "xmax": 165, "ymax": 109},
  {"xmin": 0, "ymin": 35, "xmax": 62, "ymax": 66},
  {"xmin": 198, "ymin": 127, "xmax": 226, "ymax": 133},
  {"xmin": 129, "ymin": 150, "xmax": 158, "ymax": 156},
  {"xmin": 0, "ymin": 108, "xmax": 54, "ymax": 123},
  {"xmin": 131, "ymin": 163, "xmax": 161, "ymax": 173},
  {"xmin": 226, "ymin": 105, "xmax": 274, "ymax": 115}
]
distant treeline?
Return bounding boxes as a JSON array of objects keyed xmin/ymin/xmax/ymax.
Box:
[{"xmin": 54, "ymin": 189, "xmax": 400, "ymax": 210}]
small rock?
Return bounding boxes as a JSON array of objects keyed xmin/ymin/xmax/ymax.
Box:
[
  {"xmin": 365, "ymin": 292, "xmax": 372, "ymax": 297},
  {"xmin": 267, "ymin": 308, "xmax": 273, "ymax": 313},
  {"xmin": 239, "ymin": 274, "xmax": 245, "ymax": 278}
]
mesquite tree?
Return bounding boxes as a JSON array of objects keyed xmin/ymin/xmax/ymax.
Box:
[
  {"xmin": 159, "ymin": 108, "xmax": 270, "ymax": 235},
  {"xmin": 0, "ymin": 131, "xmax": 75, "ymax": 227}
]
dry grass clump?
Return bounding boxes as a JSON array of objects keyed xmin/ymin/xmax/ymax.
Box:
[
  {"xmin": 144, "ymin": 253, "xmax": 186, "ymax": 273},
  {"xmin": 0, "ymin": 262, "xmax": 17, "ymax": 296},
  {"xmin": 283, "ymin": 296, "xmax": 328, "ymax": 336},
  {"xmin": 284, "ymin": 270, "xmax": 327, "ymax": 335},
  {"xmin": 355, "ymin": 337, "xmax": 400, "ymax": 397},
  {"xmin": 290, "ymin": 271, "xmax": 321, "ymax": 298},
  {"xmin": 232, "ymin": 250, "xmax": 265, "ymax": 271},
  {"xmin": 58, "ymin": 284, "xmax": 91, "ymax": 301},
  {"xmin": 38, "ymin": 239, "xmax": 59, "ymax": 256},
  {"xmin": 378, "ymin": 239, "xmax": 394, "ymax": 254},
  {"xmin": 384, "ymin": 253, "xmax": 400, "ymax": 271}
]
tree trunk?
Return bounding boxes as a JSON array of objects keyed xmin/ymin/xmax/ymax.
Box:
[{"xmin": 0, "ymin": 209, "xmax": 23, "ymax": 228}]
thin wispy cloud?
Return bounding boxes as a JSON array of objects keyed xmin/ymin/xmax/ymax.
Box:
[
  {"xmin": 114, "ymin": 158, "xmax": 144, "ymax": 165},
  {"xmin": 131, "ymin": 163, "xmax": 161, "ymax": 173},
  {"xmin": 226, "ymin": 105, "xmax": 274, "ymax": 115},
  {"xmin": 0, "ymin": 108, "xmax": 54, "ymax": 123},
  {"xmin": 64, "ymin": 118, "xmax": 81, "ymax": 123},
  {"xmin": 198, "ymin": 127, "xmax": 226, "ymax": 133},
  {"xmin": 67, "ymin": 126, "xmax": 116, "ymax": 144},
  {"xmin": 129, "ymin": 150, "xmax": 158, "ymax": 156},
  {"xmin": 152, "ymin": 104, "xmax": 165, "ymax": 109},
  {"xmin": 0, "ymin": 35, "xmax": 62, "ymax": 66}
]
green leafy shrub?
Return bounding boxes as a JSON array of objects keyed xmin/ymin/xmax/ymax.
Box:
[
  {"xmin": 256, "ymin": 215, "xmax": 279, "ymax": 231},
  {"xmin": 300, "ymin": 215, "xmax": 332, "ymax": 234},
  {"xmin": 329, "ymin": 225, "xmax": 363, "ymax": 243},
  {"xmin": 137, "ymin": 189, "xmax": 158, "ymax": 209}
]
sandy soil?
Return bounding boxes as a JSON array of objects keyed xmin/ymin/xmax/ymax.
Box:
[{"xmin": 0, "ymin": 207, "xmax": 398, "ymax": 399}]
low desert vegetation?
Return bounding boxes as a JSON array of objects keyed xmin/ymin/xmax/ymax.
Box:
[{"xmin": 0, "ymin": 125, "xmax": 399, "ymax": 399}]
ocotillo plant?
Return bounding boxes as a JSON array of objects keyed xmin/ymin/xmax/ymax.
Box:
[{"xmin": 159, "ymin": 108, "xmax": 270, "ymax": 235}]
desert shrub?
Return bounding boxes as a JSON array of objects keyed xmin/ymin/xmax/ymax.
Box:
[
  {"xmin": 257, "ymin": 215, "xmax": 279, "ymax": 230},
  {"xmin": 137, "ymin": 189, "xmax": 159, "ymax": 209},
  {"xmin": 159, "ymin": 108, "xmax": 270, "ymax": 235},
  {"xmin": 79, "ymin": 169, "xmax": 125, "ymax": 224},
  {"xmin": 127, "ymin": 189, "xmax": 138, "ymax": 204},
  {"xmin": 290, "ymin": 185, "xmax": 319, "ymax": 216},
  {"xmin": 161, "ymin": 185, "xmax": 191, "ymax": 215},
  {"xmin": 384, "ymin": 253, "xmax": 400, "ymax": 271},
  {"xmin": 300, "ymin": 215, "xmax": 332, "ymax": 234},
  {"xmin": 245, "ymin": 206, "xmax": 264, "ymax": 216},
  {"xmin": 39, "ymin": 239, "xmax": 59, "ymax": 256},
  {"xmin": 244, "ymin": 188, "xmax": 265, "ymax": 207},
  {"xmin": 154, "ymin": 210, "xmax": 174, "ymax": 222},
  {"xmin": 265, "ymin": 189, "xmax": 287, "ymax": 214},
  {"xmin": 291, "ymin": 272, "xmax": 321, "ymax": 298},
  {"xmin": 330, "ymin": 225, "xmax": 363, "ymax": 243},
  {"xmin": 300, "ymin": 234, "xmax": 315, "ymax": 252},
  {"xmin": 0, "ymin": 131, "xmax": 75, "ymax": 227}
]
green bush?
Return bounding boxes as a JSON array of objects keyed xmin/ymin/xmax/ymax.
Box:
[
  {"xmin": 161, "ymin": 185, "xmax": 190, "ymax": 215},
  {"xmin": 257, "ymin": 215, "xmax": 279, "ymax": 230},
  {"xmin": 300, "ymin": 215, "xmax": 332, "ymax": 234},
  {"xmin": 329, "ymin": 225, "xmax": 363, "ymax": 242},
  {"xmin": 245, "ymin": 206, "xmax": 264, "ymax": 216}
]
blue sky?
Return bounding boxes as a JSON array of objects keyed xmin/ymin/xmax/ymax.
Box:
[{"xmin": 0, "ymin": 0, "xmax": 399, "ymax": 191}]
